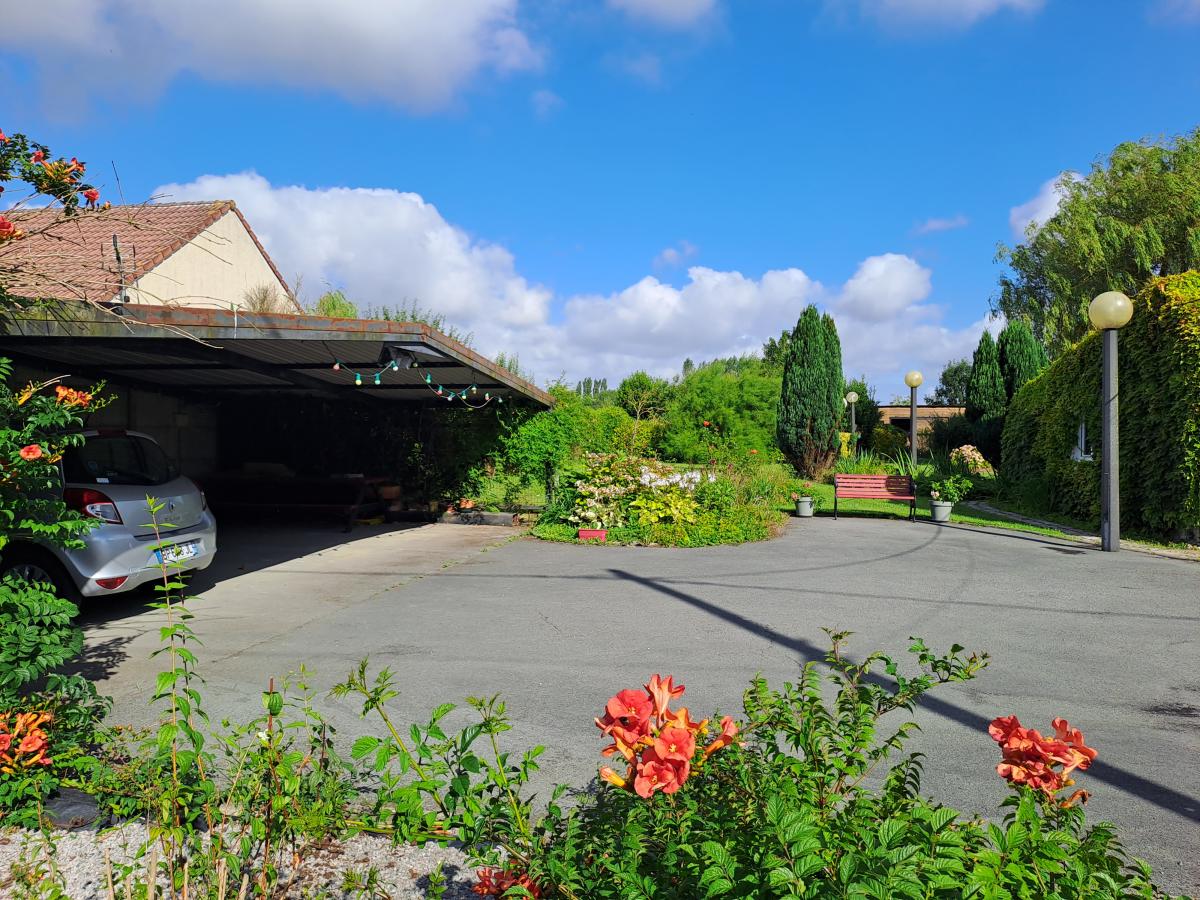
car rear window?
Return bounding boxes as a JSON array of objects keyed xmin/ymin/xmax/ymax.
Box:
[{"xmin": 63, "ymin": 435, "xmax": 178, "ymax": 486}]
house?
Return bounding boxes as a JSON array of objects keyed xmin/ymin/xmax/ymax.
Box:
[
  {"xmin": 877, "ymin": 404, "xmax": 965, "ymax": 450},
  {"xmin": 1, "ymin": 201, "xmax": 551, "ymax": 520},
  {"xmin": 2, "ymin": 201, "xmax": 293, "ymax": 311}
]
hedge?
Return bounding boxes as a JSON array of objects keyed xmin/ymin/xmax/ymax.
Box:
[{"xmin": 1001, "ymin": 272, "xmax": 1200, "ymax": 539}]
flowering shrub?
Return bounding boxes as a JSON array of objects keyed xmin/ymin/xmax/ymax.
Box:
[
  {"xmin": 522, "ymin": 634, "xmax": 1169, "ymax": 897},
  {"xmin": 566, "ymin": 454, "xmax": 708, "ymax": 529},
  {"xmin": 594, "ymin": 674, "xmax": 737, "ymax": 798},
  {"xmin": 950, "ymin": 443, "xmax": 995, "ymax": 476},
  {"xmin": 0, "ymin": 711, "xmax": 53, "ymax": 773},
  {"xmin": 990, "ymin": 714, "xmax": 1097, "ymax": 801},
  {"xmin": 929, "ymin": 473, "xmax": 972, "ymax": 504}
]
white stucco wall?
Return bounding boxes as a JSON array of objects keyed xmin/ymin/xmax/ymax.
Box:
[{"xmin": 128, "ymin": 210, "xmax": 289, "ymax": 311}]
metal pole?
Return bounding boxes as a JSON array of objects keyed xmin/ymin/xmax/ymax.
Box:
[
  {"xmin": 1101, "ymin": 328, "xmax": 1120, "ymax": 551},
  {"xmin": 909, "ymin": 386, "xmax": 918, "ymax": 467},
  {"xmin": 849, "ymin": 403, "xmax": 856, "ymax": 444}
]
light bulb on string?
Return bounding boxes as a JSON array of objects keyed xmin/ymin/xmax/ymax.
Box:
[
  {"xmin": 332, "ymin": 362, "xmax": 341, "ymax": 371},
  {"xmin": 354, "ymin": 373, "xmax": 362, "ymax": 386},
  {"xmin": 391, "ymin": 362, "xmax": 399, "ymax": 371},
  {"xmin": 374, "ymin": 373, "xmax": 381, "ymax": 386},
  {"xmin": 424, "ymin": 373, "xmax": 432, "ymax": 383},
  {"xmin": 471, "ymin": 385, "xmax": 477, "ymax": 394},
  {"xmin": 484, "ymin": 392, "xmax": 490, "ymax": 401}
]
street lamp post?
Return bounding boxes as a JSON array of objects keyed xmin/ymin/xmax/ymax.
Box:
[
  {"xmin": 904, "ymin": 371, "xmax": 923, "ymax": 466},
  {"xmin": 845, "ymin": 390, "xmax": 859, "ymax": 447},
  {"xmin": 1088, "ymin": 291, "xmax": 1134, "ymax": 552}
]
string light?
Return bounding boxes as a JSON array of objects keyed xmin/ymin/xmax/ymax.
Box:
[{"xmin": 329, "ymin": 357, "xmax": 505, "ymax": 409}]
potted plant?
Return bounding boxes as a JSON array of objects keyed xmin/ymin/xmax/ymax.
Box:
[
  {"xmin": 929, "ymin": 474, "xmax": 972, "ymax": 523},
  {"xmin": 793, "ymin": 484, "xmax": 815, "ymax": 518}
]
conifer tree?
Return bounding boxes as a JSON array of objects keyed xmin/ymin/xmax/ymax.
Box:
[
  {"xmin": 965, "ymin": 331, "xmax": 1007, "ymax": 423},
  {"xmin": 777, "ymin": 305, "xmax": 842, "ymax": 475},
  {"xmin": 997, "ymin": 319, "xmax": 1048, "ymax": 401}
]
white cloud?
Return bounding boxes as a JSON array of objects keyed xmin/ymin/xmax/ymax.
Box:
[
  {"xmin": 1009, "ymin": 174, "xmax": 1077, "ymax": 238},
  {"xmin": 835, "ymin": 253, "xmax": 932, "ymax": 322},
  {"xmin": 653, "ymin": 240, "xmax": 699, "ymax": 268},
  {"xmin": 0, "ymin": 0, "xmax": 540, "ymax": 113},
  {"xmin": 607, "ymin": 0, "xmax": 719, "ymax": 27},
  {"xmin": 531, "ymin": 89, "xmax": 565, "ymax": 119},
  {"xmin": 152, "ymin": 173, "xmax": 988, "ymax": 389},
  {"xmin": 832, "ymin": 0, "xmax": 1042, "ymax": 27},
  {"xmin": 914, "ymin": 214, "xmax": 969, "ymax": 235}
]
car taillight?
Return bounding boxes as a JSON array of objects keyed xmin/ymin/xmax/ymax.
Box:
[
  {"xmin": 64, "ymin": 488, "xmax": 123, "ymax": 524},
  {"xmin": 95, "ymin": 576, "xmax": 129, "ymax": 590}
]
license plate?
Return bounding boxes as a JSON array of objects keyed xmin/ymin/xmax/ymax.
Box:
[{"xmin": 156, "ymin": 541, "xmax": 199, "ymax": 565}]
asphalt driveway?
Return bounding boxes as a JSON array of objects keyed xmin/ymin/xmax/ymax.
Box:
[{"xmin": 77, "ymin": 519, "xmax": 1200, "ymax": 895}]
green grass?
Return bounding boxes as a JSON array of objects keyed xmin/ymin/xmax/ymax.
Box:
[{"xmin": 797, "ymin": 483, "xmax": 1076, "ymax": 540}]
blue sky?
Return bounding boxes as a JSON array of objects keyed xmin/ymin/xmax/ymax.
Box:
[{"xmin": 3, "ymin": 0, "xmax": 1199, "ymax": 391}]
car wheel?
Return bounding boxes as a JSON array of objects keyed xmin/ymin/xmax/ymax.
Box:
[{"xmin": 0, "ymin": 548, "xmax": 82, "ymax": 605}]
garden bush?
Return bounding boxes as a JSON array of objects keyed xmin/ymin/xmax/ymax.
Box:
[
  {"xmin": 1001, "ymin": 273, "xmax": 1200, "ymax": 539},
  {"xmin": 870, "ymin": 424, "xmax": 908, "ymax": 458}
]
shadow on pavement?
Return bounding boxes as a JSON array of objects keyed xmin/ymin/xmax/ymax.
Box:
[{"xmin": 607, "ymin": 566, "xmax": 1200, "ymax": 825}]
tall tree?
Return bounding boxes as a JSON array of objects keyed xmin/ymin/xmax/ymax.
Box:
[
  {"xmin": 927, "ymin": 359, "xmax": 971, "ymax": 407},
  {"xmin": 843, "ymin": 376, "xmax": 880, "ymax": 444},
  {"xmin": 997, "ymin": 128, "xmax": 1200, "ymax": 354},
  {"xmin": 761, "ymin": 328, "xmax": 792, "ymax": 372},
  {"xmin": 965, "ymin": 332, "xmax": 1006, "ymax": 423},
  {"xmin": 776, "ymin": 305, "xmax": 842, "ymax": 475},
  {"xmin": 822, "ymin": 313, "xmax": 846, "ymax": 437},
  {"xmin": 997, "ymin": 319, "xmax": 1048, "ymax": 401},
  {"xmin": 616, "ymin": 371, "xmax": 671, "ymax": 422}
]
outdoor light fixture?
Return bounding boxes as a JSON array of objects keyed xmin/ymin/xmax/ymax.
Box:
[
  {"xmin": 1089, "ymin": 291, "xmax": 1133, "ymax": 551},
  {"xmin": 354, "ymin": 373, "xmax": 362, "ymax": 386},
  {"xmin": 373, "ymin": 373, "xmax": 381, "ymax": 386},
  {"xmin": 904, "ymin": 371, "xmax": 923, "ymax": 465}
]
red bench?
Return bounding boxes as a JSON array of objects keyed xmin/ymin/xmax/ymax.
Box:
[{"xmin": 833, "ymin": 474, "xmax": 916, "ymax": 521}]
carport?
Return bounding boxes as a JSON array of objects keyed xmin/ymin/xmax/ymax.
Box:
[{"xmin": 1, "ymin": 304, "xmax": 552, "ymax": 524}]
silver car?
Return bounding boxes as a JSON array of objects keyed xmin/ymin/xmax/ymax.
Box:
[{"xmin": 1, "ymin": 429, "xmax": 218, "ymax": 600}]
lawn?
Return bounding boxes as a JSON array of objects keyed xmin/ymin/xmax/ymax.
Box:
[{"xmin": 799, "ymin": 482, "xmax": 1078, "ymax": 540}]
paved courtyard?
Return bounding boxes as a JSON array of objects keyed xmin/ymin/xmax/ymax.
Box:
[{"xmin": 77, "ymin": 519, "xmax": 1199, "ymax": 895}]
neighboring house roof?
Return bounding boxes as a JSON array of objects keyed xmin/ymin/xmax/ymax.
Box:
[{"xmin": 1, "ymin": 201, "xmax": 289, "ymax": 304}]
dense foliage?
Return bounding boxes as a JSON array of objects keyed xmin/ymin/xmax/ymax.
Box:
[
  {"xmin": 532, "ymin": 450, "xmax": 789, "ymax": 547},
  {"xmin": 661, "ymin": 357, "xmax": 780, "ymax": 462},
  {"xmin": 0, "ymin": 362, "xmax": 112, "ymax": 824},
  {"xmin": 843, "ymin": 376, "xmax": 880, "ymax": 447},
  {"xmin": 997, "ymin": 319, "xmax": 1048, "ymax": 402},
  {"xmin": 1002, "ymin": 273, "xmax": 1200, "ymax": 539},
  {"xmin": 526, "ymin": 634, "xmax": 1167, "ymax": 899},
  {"xmin": 777, "ymin": 306, "xmax": 844, "ymax": 476},
  {"xmin": 926, "ymin": 359, "xmax": 970, "ymax": 407},
  {"xmin": 997, "ymin": 127, "xmax": 1200, "ymax": 354},
  {"xmin": 965, "ymin": 331, "xmax": 1006, "ymax": 424}
]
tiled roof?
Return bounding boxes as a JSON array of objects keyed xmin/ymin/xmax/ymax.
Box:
[{"xmin": 0, "ymin": 201, "xmax": 286, "ymax": 303}]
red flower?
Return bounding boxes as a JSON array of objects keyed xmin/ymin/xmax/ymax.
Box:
[
  {"xmin": 31, "ymin": 149, "xmax": 45, "ymax": 163},
  {"xmin": 0, "ymin": 129, "xmax": 8, "ymax": 143},
  {"xmin": 0, "ymin": 215, "xmax": 21, "ymax": 241},
  {"xmin": 702, "ymin": 420, "xmax": 710, "ymax": 427},
  {"xmin": 19, "ymin": 444, "xmax": 43, "ymax": 461},
  {"xmin": 749, "ymin": 449, "xmax": 758, "ymax": 455},
  {"xmin": 644, "ymin": 673, "xmax": 684, "ymax": 721},
  {"xmin": 82, "ymin": 188, "xmax": 100, "ymax": 207},
  {"xmin": 703, "ymin": 715, "xmax": 740, "ymax": 758},
  {"xmin": 634, "ymin": 756, "xmax": 685, "ymax": 797},
  {"xmin": 474, "ymin": 867, "xmax": 542, "ymax": 897},
  {"xmin": 652, "ymin": 726, "xmax": 695, "ymax": 766},
  {"xmin": 989, "ymin": 715, "xmax": 1097, "ymax": 798}
]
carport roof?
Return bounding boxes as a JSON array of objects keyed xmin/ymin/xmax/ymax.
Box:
[{"xmin": 0, "ymin": 304, "xmax": 553, "ymax": 407}]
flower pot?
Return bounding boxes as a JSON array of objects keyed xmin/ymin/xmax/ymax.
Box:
[
  {"xmin": 930, "ymin": 500, "xmax": 953, "ymax": 523},
  {"xmin": 577, "ymin": 528, "xmax": 608, "ymax": 542},
  {"xmin": 795, "ymin": 496, "xmax": 814, "ymax": 517}
]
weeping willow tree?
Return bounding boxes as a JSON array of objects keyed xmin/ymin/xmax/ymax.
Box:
[{"xmin": 996, "ymin": 127, "xmax": 1200, "ymax": 356}]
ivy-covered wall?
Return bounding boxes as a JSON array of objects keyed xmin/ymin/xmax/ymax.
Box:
[{"xmin": 1001, "ymin": 273, "xmax": 1200, "ymax": 539}]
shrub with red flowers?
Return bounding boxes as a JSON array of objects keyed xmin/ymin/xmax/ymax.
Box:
[
  {"xmin": 520, "ymin": 633, "xmax": 1172, "ymax": 897},
  {"xmin": 594, "ymin": 674, "xmax": 738, "ymax": 798},
  {"xmin": 0, "ymin": 361, "xmax": 111, "ymax": 826},
  {"xmin": 990, "ymin": 714, "xmax": 1097, "ymax": 803}
]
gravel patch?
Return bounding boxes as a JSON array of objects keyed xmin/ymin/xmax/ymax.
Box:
[{"xmin": 0, "ymin": 823, "xmax": 483, "ymax": 898}]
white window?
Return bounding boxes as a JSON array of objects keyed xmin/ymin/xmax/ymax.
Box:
[{"xmin": 1071, "ymin": 420, "xmax": 1093, "ymax": 462}]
